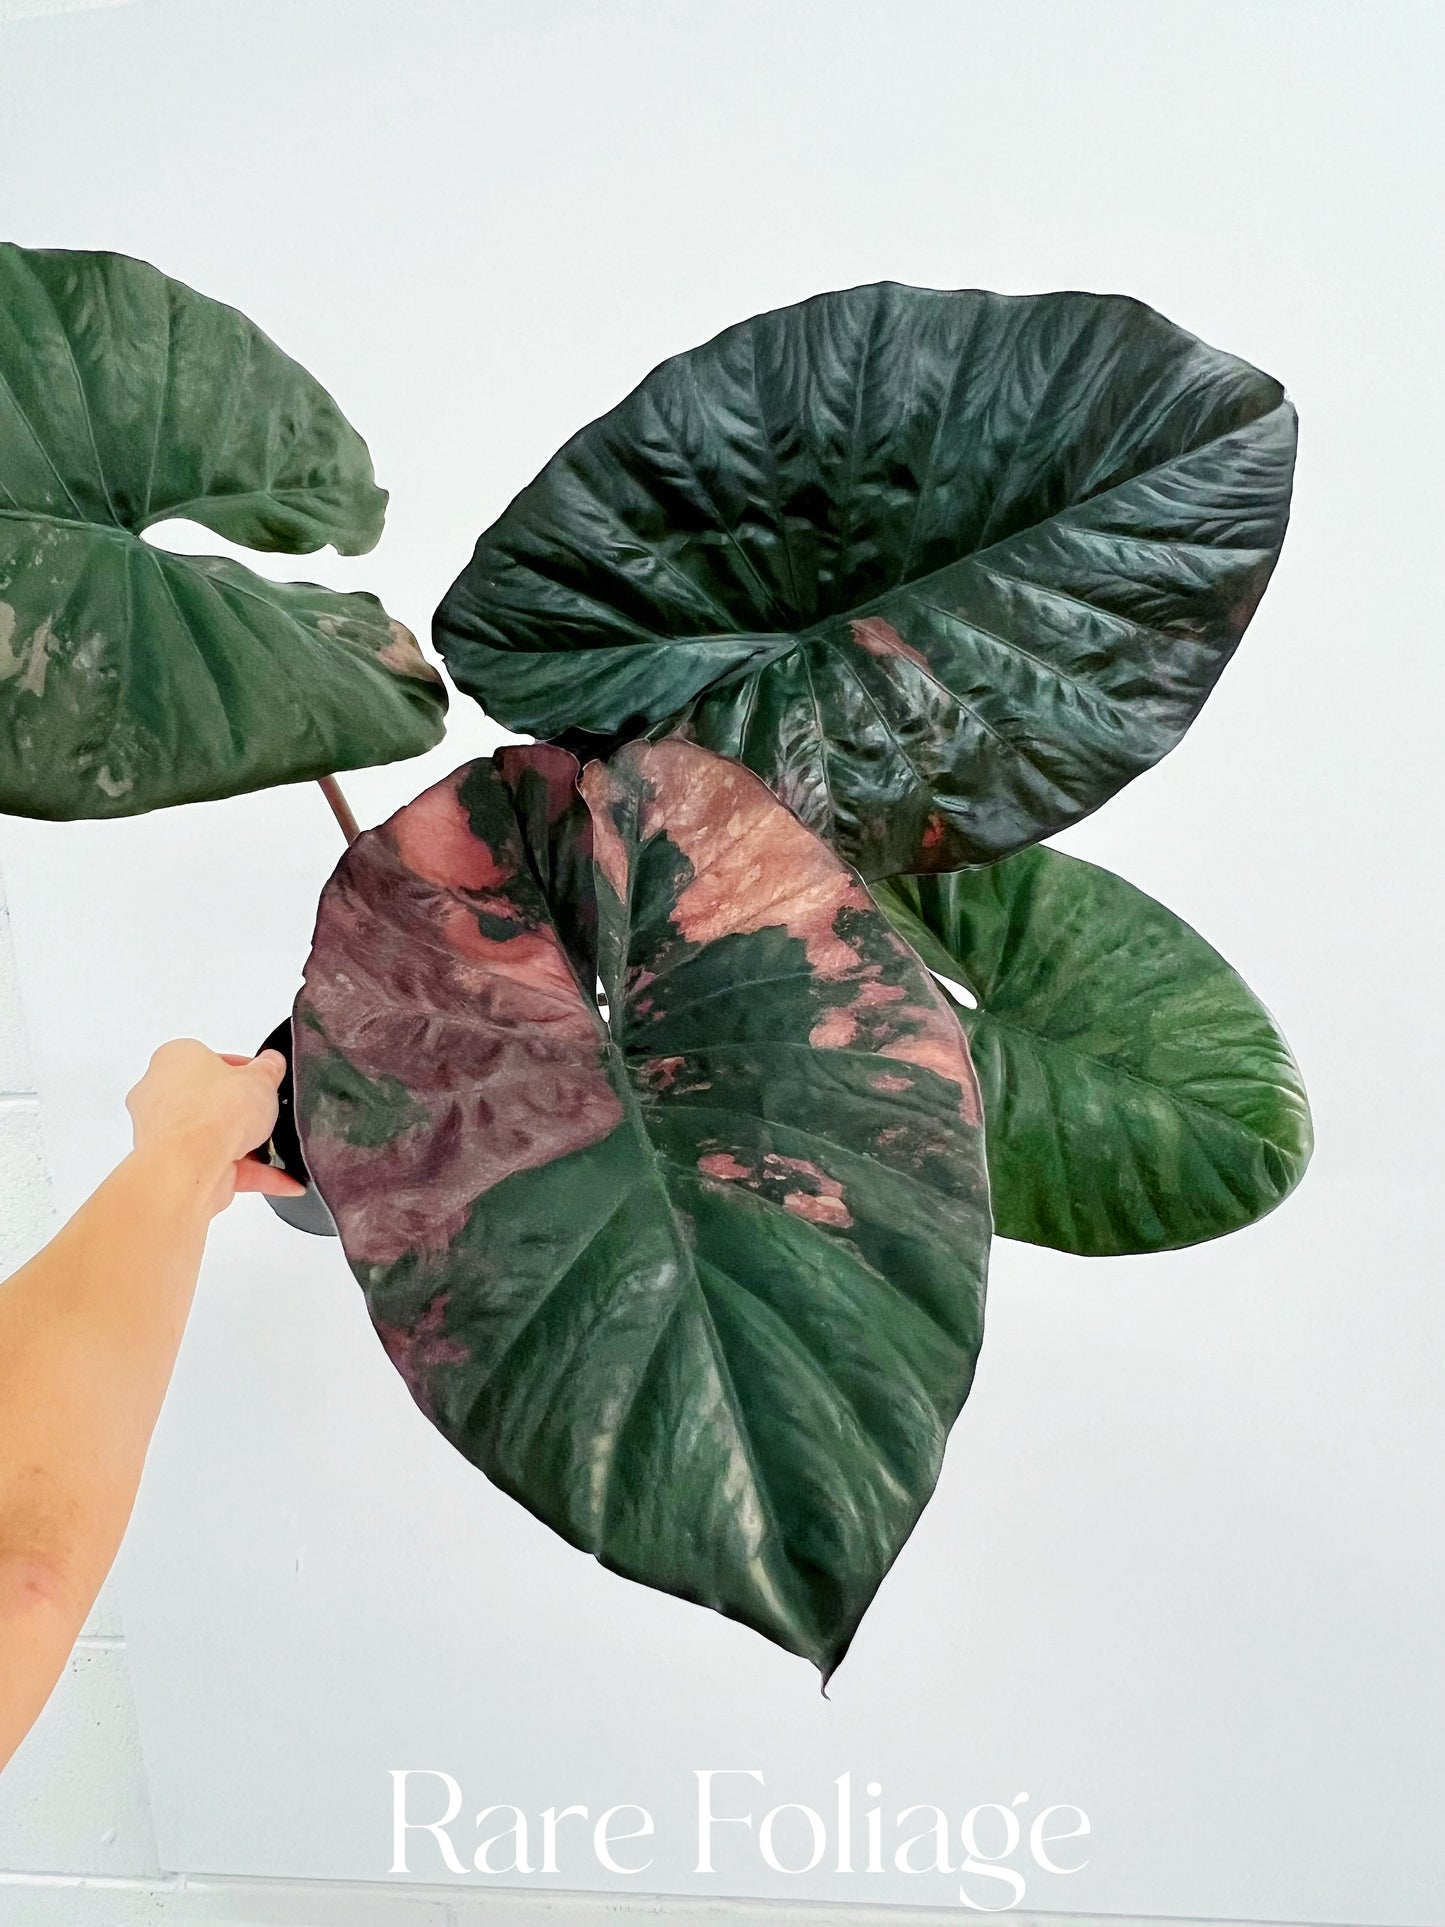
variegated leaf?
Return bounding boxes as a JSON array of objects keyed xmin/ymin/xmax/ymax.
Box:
[{"xmin": 295, "ymin": 739, "xmax": 990, "ymax": 1673}]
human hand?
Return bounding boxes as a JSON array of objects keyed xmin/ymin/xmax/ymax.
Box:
[{"xmin": 125, "ymin": 1039, "xmax": 307, "ymax": 1217}]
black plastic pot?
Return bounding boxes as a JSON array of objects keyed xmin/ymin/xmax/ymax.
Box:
[{"xmin": 251, "ymin": 1018, "xmax": 337, "ymax": 1237}]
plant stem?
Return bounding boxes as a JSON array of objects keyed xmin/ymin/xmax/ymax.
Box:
[{"xmin": 318, "ymin": 775, "xmax": 360, "ymax": 846}]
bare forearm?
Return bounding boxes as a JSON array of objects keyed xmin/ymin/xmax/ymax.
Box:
[
  {"xmin": 0, "ymin": 1039, "xmax": 291, "ymax": 1772},
  {"xmin": 0, "ymin": 1137, "xmax": 218, "ymax": 1763}
]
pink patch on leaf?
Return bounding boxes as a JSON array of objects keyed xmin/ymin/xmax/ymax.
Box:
[
  {"xmin": 856, "ymin": 980, "xmax": 906, "ymax": 1007},
  {"xmin": 601, "ymin": 743, "xmax": 867, "ymax": 980},
  {"xmin": 881, "ymin": 1024, "xmax": 983, "ymax": 1122},
  {"xmin": 379, "ymin": 621, "xmax": 445, "ymax": 685},
  {"xmin": 698, "ymin": 1151, "xmax": 752, "ymax": 1181},
  {"xmin": 809, "ymin": 1008, "xmax": 859, "ymax": 1049},
  {"xmin": 587, "ymin": 792, "xmax": 631, "ymax": 899},
  {"xmin": 850, "ymin": 615, "xmax": 931, "ymax": 671},
  {"xmin": 391, "ymin": 773, "xmax": 514, "ymax": 894},
  {"xmin": 784, "ymin": 1191, "xmax": 853, "ymax": 1227}
]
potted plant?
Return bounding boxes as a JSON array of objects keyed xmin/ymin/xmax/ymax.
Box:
[{"xmin": 0, "ymin": 255, "xmax": 1311, "ymax": 1677}]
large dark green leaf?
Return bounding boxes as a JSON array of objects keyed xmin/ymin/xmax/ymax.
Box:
[
  {"xmin": 0, "ymin": 244, "xmax": 446, "ymax": 819},
  {"xmin": 873, "ymin": 850, "xmax": 1312, "ymax": 1255},
  {"xmin": 294, "ymin": 738, "xmax": 990, "ymax": 1673},
  {"xmin": 435, "ymin": 281, "xmax": 1295, "ymax": 878}
]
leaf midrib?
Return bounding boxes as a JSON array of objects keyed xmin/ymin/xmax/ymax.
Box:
[
  {"xmin": 599, "ymin": 1039, "xmax": 819, "ymax": 1637},
  {"xmin": 581, "ymin": 807, "xmax": 942, "ymax": 1643}
]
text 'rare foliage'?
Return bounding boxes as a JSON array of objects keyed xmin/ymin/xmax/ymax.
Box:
[{"xmin": 294, "ymin": 739, "xmax": 991, "ymax": 1673}]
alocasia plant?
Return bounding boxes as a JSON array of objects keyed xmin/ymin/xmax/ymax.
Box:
[{"xmin": 0, "ymin": 258, "xmax": 1312, "ymax": 1671}]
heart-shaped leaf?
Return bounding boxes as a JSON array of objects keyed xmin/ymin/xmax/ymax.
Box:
[
  {"xmin": 435, "ymin": 281, "xmax": 1295, "ymax": 878},
  {"xmin": 294, "ymin": 738, "xmax": 990, "ymax": 1673},
  {"xmin": 0, "ymin": 244, "xmax": 446, "ymax": 819},
  {"xmin": 873, "ymin": 849, "xmax": 1312, "ymax": 1255}
]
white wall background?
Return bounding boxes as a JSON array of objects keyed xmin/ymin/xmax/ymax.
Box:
[{"xmin": 0, "ymin": 1, "xmax": 1442, "ymax": 1922}]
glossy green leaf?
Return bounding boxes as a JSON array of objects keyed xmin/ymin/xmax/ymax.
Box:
[
  {"xmin": 295, "ymin": 738, "xmax": 990, "ymax": 1673},
  {"xmin": 873, "ymin": 850, "xmax": 1312, "ymax": 1255},
  {"xmin": 435, "ymin": 281, "xmax": 1295, "ymax": 878},
  {"xmin": 0, "ymin": 244, "xmax": 446, "ymax": 819}
]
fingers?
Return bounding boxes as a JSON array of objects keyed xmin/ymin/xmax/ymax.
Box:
[
  {"xmin": 237, "ymin": 1054, "xmax": 287, "ymax": 1150},
  {"xmin": 127, "ymin": 1041, "xmax": 295, "ymax": 1183},
  {"xmin": 147, "ymin": 1045, "xmax": 284, "ymax": 1074},
  {"xmin": 218, "ymin": 1048, "xmax": 286, "ymax": 1077},
  {"xmin": 234, "ymin": 1160, "xmax": 308, "ymax": 1198}
]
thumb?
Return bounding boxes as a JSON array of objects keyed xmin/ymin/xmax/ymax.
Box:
[{"xmin": 248, "ymin": 1049, "xmax": 288, "ymax": 1085}]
